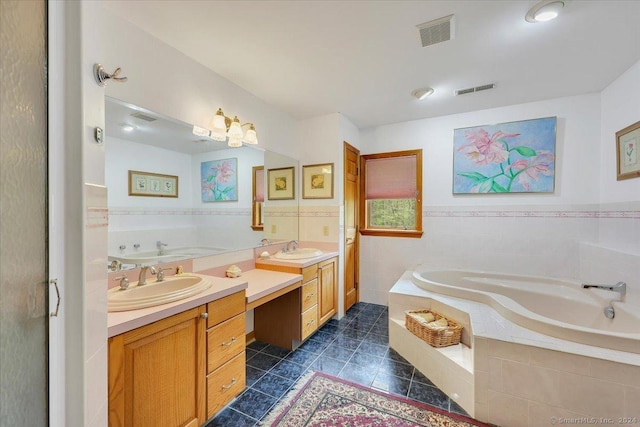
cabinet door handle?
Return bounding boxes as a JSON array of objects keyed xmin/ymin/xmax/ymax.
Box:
[
  {"xmin": 221, "ymin": 337, "xmax": 237, "ymax": 347},
  {"xmin": 201, "ymin": 312, "xmax": 208, "ymax": 320},
  {"xmin": 305, "ymin": 293, "xmax": 315, "ymax": 299},
  {"xmin": 306, "ymin": 319, "xmax": 315, "ymax": 327},
  {"xmin": 221, "ymin": 378, "xmax": 237, "ymax": 390}
]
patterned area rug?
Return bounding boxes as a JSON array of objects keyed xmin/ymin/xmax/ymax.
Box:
[{"xmin": 262, "ymin": 372, "xmax": 490, "ymax": 427}]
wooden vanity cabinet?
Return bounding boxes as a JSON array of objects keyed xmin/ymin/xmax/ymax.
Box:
[
  {"xmin": 108, "ymin": 291, "xmax": 246, "ymax": 427},
  {"xmin": 205, "ymin": 292, "xmax": 246, "ymax": 418},
  {"xmin": 317, "ymin": 257, "xmax": 338, "ymax": 325},
  {"xmin": 255, "ymin": 256, "xmax": 337, "ymax": 349},
  {"xmin": 108, "ymin": 306, "xmax": 207, "ymax": 427}
]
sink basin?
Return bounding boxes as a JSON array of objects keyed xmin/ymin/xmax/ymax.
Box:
[
  {"xmin": 108, "ymin": 274, "xmax": 212, "ymax": 312},
  {"xmin": 273, "ymin": 248, "xmax": 323, "ymax": 260}
]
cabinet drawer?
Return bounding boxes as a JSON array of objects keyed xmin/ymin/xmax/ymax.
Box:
[
  {"xmin": 207, "ymin": 313, "xmax": 245, "ymax": 373},
  {"xmin": 207, "ymin": 352, "xmax": 246, "ymax": 419},
  {"xmin": 301, "ymin": 264, "xmax": 318, "ymax": 283},
  {"xmin": 207, "ymin": 291, "xmax": 245, "ymax": 328},
  {"xmin": 301, "ymin": 279, "xmax": 318, "ymax": 312},
  {"xmin": 301, "ymin": 305, "xmax": 318, "ymax": 341}
]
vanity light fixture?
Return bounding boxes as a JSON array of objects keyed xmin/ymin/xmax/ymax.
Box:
[
  {"xmin": 526, "ymin": 0, "xmax": 565, "ymax": 23},
  {"xmin": 208, "ymin": 107, "xmax": 259, "ymax": 147},
  {"xmin": 192, "ymin": 125, "xmax": 210, "ymax": 137},
  {"xmin": 411, "ymin": 87, "xmax": 435, "ymax": 100}
]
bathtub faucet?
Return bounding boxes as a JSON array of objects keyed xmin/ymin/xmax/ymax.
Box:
[
  {"xmin": 582, "ymin": 281, "xmax": 626, "ymax": 297},
  {"xmin": 156, "ymin": 240, "xmax": 168, "ymax": 255}
]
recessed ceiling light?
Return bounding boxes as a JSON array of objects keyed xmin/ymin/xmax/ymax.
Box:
[
  {"xmin": 526, "ymin": 0, "xmax": 565, "ymax": 23},
  {"xmin": 411, "ymin": 87, "xmax": 435, "ymax": 100},
  {"xmin": 121, "ymin": 125, "xmax": 135, "ymax": 132}
]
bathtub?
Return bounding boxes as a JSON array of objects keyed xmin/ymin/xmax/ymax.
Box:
[{"xmin": 411, "ymin": 268, "xmax": 640, "ymax": 354}]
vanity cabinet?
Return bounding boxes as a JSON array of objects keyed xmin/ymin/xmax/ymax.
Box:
[
  {"xmin": 255, "ymin": 256, "xmax": 337, "ymax": 349},
  {"xmin": 108, "ymin": 291, "xmax": 246, "ymax": 427},
  {"xmin": 205, "ymin": 291, "xmax": 246, "ymax": 418},
  {"xmin": 108, "ymin": 306, "xmax": 207, "ymax": 427}
]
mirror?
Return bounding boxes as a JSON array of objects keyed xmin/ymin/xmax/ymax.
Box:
[{"xmin": 105, "ymin": 97, "xmax": 299, "ymax": 269}]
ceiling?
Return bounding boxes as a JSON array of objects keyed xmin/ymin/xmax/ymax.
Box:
[
  {"xmin": 105, "ymin": 98, "xmax": 233, "ymax": 154},
  {"xmin": 103, "ymin": 1, "xmax": 640, "ymax": 129}
]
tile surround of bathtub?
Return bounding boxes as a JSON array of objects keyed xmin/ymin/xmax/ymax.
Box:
[
  {"xmin": 360, "ymin": 201, "xmax": 639, "ymax": 307},
  {"xmin": 479, "ymin": 338, "xmax": 640, "ymax": 425}
]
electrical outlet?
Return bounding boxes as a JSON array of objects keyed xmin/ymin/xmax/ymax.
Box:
[
  {"xmin": 323, "ymin": 226, "xmax": 329, "ymax": 236},
  {"xmin": 271, "ymin": 224, "xmax": 277, "ymax": 233}
]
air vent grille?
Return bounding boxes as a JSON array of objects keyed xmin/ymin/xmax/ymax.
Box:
[
  {"xmin": 455, "ymin": 83, "xmax": 496, "ymax": 96},
  {"xmin": 130, "ymin": 112, "xmax": 157, "ymax": 122},
  {"xmin": 417, "ymin": 15, "xmax": 455, "ymax": 48}
]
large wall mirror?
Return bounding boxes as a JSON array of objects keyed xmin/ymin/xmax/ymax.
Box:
[{"xmin": 105, "ymin": 97, "xmax": 299, "ymax": 269}]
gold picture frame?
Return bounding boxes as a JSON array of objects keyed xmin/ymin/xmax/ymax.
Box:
[
  {"xmin": 128, "ymin": 170, "xmax": 179, "ymax": 198},
  {"xmin": 616, "ymin": 120, "xmax": 640, "ymax": 181},
  {"xmin": 302, "ymin": 163, "xmax": 334, "ymax": 199},
  {"xmin": 267, "ymin": 166, "xmax": 295, "ymax": 200}
]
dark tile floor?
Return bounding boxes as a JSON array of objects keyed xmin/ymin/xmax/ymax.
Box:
[{"xmin": 206, "ymin": 302, "xmax": 470, "ymax": 427}]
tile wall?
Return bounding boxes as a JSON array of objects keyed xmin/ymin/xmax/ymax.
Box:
[{"xmin": 475, "ymin": 338, "xmax": 640, "ymax": 427}]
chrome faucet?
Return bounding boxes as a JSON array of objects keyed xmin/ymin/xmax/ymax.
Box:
[
  {"xmin": 138, "ymin": 266, "xmax": 157, "ymax": 286},
  {"xmin": 284, "ymin": 240, "xmax": 298, "ymax": 252},
  {"xmin": 260, "ymin": 238, "xmax": 271, "ymax": 246},
  {"xmin": 156, "ymin": 240, "xmax": 168, "ymax": 255},
  {"xmin": 582, "ymin": 281, "xmax": 626, "ymax": 298}
]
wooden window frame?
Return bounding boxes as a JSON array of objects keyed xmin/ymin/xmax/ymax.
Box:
[{"xmin": 359, "ymin": 149, "xmax": 423, "ymax": 238}]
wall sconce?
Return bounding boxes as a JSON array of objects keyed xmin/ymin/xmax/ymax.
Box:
[{"xmin": 209, "ymin": 108, "xmax": 259, "ymax": 147}]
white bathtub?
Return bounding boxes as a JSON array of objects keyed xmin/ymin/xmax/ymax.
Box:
[{"xmin": 411, "ymin": 268, "xmax": 640, "ymax": 354}]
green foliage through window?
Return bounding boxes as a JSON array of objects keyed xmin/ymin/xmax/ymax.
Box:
[{"xmin": 367, "ymin": 199, "xmax": 416, "ymax": 230}]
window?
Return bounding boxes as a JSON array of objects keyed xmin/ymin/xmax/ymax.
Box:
[{"xmin": 360, "ymin": 149, "xmax": 422, "ymax": 238}]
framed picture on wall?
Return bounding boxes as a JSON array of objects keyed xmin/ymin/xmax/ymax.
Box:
[
  {"xmin": 128, "ymin": 170, "xmax": 178, "ymax": 198},
  {"xmin": 201, "ymin": 158, "xmax": 238, "ymax": 202},
  {"xmin": 302, "ymin": 163, "xmax": 334, "ymax": 199},
  {"xmin": 267, "ymin": 166, "xmax": 295, "ymax": 200},
  {"xmin": 453, "ymin": 116, "xmax": 557, "ymax": 194},
  {"xmin": 616, "ymin": 120, "xmax": 640, "ymax": 181}
]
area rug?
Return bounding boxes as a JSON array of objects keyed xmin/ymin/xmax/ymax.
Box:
[{"xmin": 261, "ymin": 371, "xmax": 490, "ymax": 427}]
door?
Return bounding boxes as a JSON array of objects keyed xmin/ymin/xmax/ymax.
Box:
[
  {"xmin": 0, "ymin": 0, "xmax": 49, "ymax": 425},
  {"xmin": 108, "ymin": 306, "xmax": 207, "ymax": 427},
  {"xmin": 344, "ymin": 142, "xmax": 360, "ymax": 312}
]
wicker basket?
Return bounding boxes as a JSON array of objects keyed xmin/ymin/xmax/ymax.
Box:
[{"xmin": 405, "ymin": 309, "xmax": 463, "ymax": 348}]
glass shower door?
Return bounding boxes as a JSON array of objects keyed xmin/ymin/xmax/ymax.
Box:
[{"xmin": 0, "ymin": 0, "xmax": 49, "ymax": 425}]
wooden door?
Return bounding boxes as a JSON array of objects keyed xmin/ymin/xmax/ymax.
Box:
[
  {"xmin": 344, "ymin": 142, "xmax": 360, "ymax": 312},
  {"xmin": 108, "ymin": 306, "xmax": 206, "ymax": 427}
]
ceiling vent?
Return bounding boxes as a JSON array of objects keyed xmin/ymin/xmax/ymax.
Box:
[
  {"xmin": 454, "ymin": 83, "xmax": 496, "ymax": 96},
  {"xmin": 130, "ymin": 112, "xmax": 157, "ymax": 122},
  {"xmin": 417, "ymin": 14, "xmax": 455, "ymax": 48}
]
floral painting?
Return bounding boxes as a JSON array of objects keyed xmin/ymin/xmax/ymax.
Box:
[
  {"xmin": 201, "ymin": 158, "xmax": 238, "ymax": 202},
  {"xmin": 453, "ymin": 117, "xmax": 556, "ymax": 194}
]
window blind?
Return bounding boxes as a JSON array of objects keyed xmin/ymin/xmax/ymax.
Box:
[{"xmin": 365, "ymin": 155, "xmax": 417, "ymax": 199}]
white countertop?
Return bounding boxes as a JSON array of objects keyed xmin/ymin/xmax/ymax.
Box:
[
  {"xmin": 255, "ymin": 251, "xmax": 338, "ymax": 269},
  {"xmin": 108, "ymin": 274, "xmax": 247, "ymax": 338},
  {"xmin": 240, "ymin": 269, "xmax": 302, "ymax": 304}
]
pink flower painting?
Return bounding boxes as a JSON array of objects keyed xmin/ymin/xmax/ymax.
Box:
[
  {"xmin": 453, "ymin": 117, "xmax": 556, "ymax": 193},
  {"xmin": 201, "ymin": 158, "xmax": 238, "ymax": 201}
]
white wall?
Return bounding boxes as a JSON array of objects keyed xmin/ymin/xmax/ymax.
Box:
[
  {"xmin": 358, "ymin": 93, "xmax": 626, "ymax": 305},
  {"xmin": 102, "ymin": 8, "xmax": 299, "ymax": 158},
  {"xmin": 599, "ymin": 60, "xmax": 640, "ymax": 204}
]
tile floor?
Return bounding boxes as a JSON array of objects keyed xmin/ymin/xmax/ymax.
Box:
[{"xmin": 206, "ymin": 302, "xmax": 469, "ymax": 426}]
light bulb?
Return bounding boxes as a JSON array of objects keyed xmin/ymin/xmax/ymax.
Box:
[
  {"xmin": 243, "ymin": 124, "xmax": 258, "ymax": 144},
  {"xmin": 227, "ymin": 116, "xmax": 244, "ymax": 139}
]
